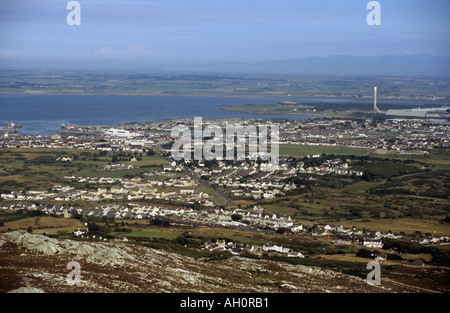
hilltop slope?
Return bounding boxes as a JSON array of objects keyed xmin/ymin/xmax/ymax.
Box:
[{"xmin": 0, "ymin": 231, "xmax": 401, "ymax": 293}]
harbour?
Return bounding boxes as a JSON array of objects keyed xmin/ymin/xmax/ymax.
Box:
[{"xmin": 1, "ymin": 94, "xmax": 447, "ymax": 136}]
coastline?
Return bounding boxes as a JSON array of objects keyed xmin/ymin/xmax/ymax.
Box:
[{"xmin": 216, "ymin": 106, "xmax": 322, "ymax": 118}]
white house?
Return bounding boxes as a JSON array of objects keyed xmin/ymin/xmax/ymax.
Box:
[
  {"xmin": 363, "ymin": 239, "xmax": 383, "ymax": 249},
  {"xmin": 288, "ymin": 252, "xmax": 305, "ymax": 258},
  {"xmin": 73, "ymin": 228, "xmax": 88, "ymax": 237}
]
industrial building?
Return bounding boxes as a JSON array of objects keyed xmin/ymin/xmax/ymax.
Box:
[{"xmin": 385, "ymin": 106, "xmax": 450, "ymax": 118}]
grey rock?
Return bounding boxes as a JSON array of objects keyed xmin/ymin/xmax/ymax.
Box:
[{"xmin": 8, "ymin": 287, "xmax": 45, "ymax": 293}]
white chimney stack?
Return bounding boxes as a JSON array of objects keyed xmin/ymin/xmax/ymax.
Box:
[{"xmin": 373, "ymin": 86, "xmax": 380, "ymax": 113}]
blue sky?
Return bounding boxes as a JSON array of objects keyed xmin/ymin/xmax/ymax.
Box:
[{"xmin": 0, "ymin": 0, "xmax": 449, "ymax": 69}]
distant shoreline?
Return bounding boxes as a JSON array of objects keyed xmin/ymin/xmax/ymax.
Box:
[
  {"xmin": 1, "ymin": 91, "xmax": 448, "ymax": 103},
  {"xmin": 217, "ymin": 106, "xmax": 321, "ymax": 118}
]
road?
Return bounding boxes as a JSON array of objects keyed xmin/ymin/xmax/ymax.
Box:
[
  {"xmin": 156, "ymin": 150, "xmax": 233, "ymax": 207},
  {"xmin": 183, "ymin": 165, "xmax": 233, "ymax": 207}
]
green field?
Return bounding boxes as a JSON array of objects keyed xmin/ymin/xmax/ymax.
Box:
[
  {"xmin": 344, "ymin": 181, "xmax": 382, "ymax": 193},
  {"xmin": 116, "ymin": 229, "xmax": 181, "ymax": 240},
  {"xmin": 195, "ymin": 185, "xmax": 227, "ymax": 206},
  {"xmin": 372, "ymin": 150, "xmax": 450, "ymax": 169},
  {"xmin": 0, "ymin": 215, "xmax": 83, "ymax": 233},
  {"xmin": 221, "ymin": 102, "xmax": 315, "ymax": 115},
  {"xmin": 0, "ymin": 149, "xmax": 168, "ymax": 191},
  {"xmin": 336, "ymin": 218, "xmax": 450, "ymax": 236},
  {"xmin": 279, "ymin": 144, "xmax": 372, "ymax": 158}
]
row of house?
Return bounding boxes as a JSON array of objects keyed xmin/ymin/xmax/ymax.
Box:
[
  {"xmin": 278, "ymin": 118, "xmax": 449, "ymax": 153},
  {"xmin": 204, "ymin": 239, "xmax": 304, "ymax": 258},
  {"xmin": 59, "ymin": 175, "xmax": 216, "ymax": 206},
  {"xmin": 2, "ymin": 116, "xmax": 448, "ymax": 154},
  {"xmin": 1, "ymin": 202, "xmax": 448, "ymax": 249}
]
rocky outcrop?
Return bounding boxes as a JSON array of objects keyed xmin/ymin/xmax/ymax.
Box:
[
  {"xmin": 0, "ymin": 231, "xmax": 389, "ymax": 293},
  {"xmin": 7, "ymin": 287, "xmax": 45, "ymax": 293},
  {"xmin": 1, "ymin": 231, "xmax": 131, "ymax": 266}
]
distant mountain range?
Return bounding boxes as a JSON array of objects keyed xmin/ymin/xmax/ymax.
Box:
[{"xmin": 177, "ymin": 54, "xmax": 450, "ymax": 76}]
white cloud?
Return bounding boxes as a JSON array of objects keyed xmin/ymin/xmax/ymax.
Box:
[
  {"xmin": 96, "ymin": 45, "xmax": 161, "ymax": 58},
  {"xmin": 0, "ymin": 48, "xmax": 18, "ymax": 58}
]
